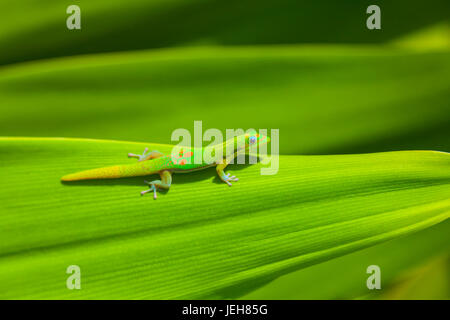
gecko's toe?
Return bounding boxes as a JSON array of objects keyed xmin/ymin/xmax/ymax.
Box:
[
  {"xmin": 222, "ymin": 173, "xmax": 239, "ymax": 186},
  {"xmin": 129, "ymin": 148, "xmax": 151, "ymax": 161},
  {"xmin": 141, "ymin": 183, "xmax": 158, "ymax": 199}
]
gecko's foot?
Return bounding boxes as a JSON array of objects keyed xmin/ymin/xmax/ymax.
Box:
[
  {"xmin": 222, "ymin": 173, "xmax": 239, "ymax": 186},
  {"xmin": 141, "ymin": 182, "xmax": 157, "ymax": 199},
  {"xmin": 128, "ymin": 147, "xmax": 149, "ymax": 162}
]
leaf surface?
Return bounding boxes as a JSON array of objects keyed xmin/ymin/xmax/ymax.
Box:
[{"xmin": 0, "ymin": 137, "xmax": 449, "ymax": 298}]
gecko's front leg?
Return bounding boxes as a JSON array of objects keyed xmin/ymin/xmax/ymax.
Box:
[
  {"xmin": 141, "ymin": 171, "xmax": 172, "ymax": 199},
  {"xmin": 216, "ymin": 162, "xmax": 239, "ymax": 186}
]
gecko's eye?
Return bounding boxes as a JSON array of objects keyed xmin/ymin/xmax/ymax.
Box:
[{"xmin": 249, "ymin": 136, "xmax": 257, "ymax": 145}]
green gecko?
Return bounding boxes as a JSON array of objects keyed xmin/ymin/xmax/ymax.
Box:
[{"xmin": 61, "ymin": 133, "xmax": 269, "ymax": 199}]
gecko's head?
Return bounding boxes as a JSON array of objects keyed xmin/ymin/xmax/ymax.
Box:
[
  {"xmin": 224, "ymin": 132, "xmax": 270, "ymax": 156},
  {"xmin": 243, "ymin": 132, "xmax": 270, "ymax": 151}
]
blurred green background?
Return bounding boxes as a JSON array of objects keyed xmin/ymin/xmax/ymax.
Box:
[{"xmin": 0, "ymin": 0, "xmax": 449, "ymax": 299}]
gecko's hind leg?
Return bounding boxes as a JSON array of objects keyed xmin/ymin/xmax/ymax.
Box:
[
  {"xmin": 141, "ymin": 171, "xmax": 172, "ymax": 199},
  {"xmin": 128, "ymin": 148, "xmax": 164, "ymax": 162}
]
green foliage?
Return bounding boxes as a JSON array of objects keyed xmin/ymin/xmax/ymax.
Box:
[
  {"xmin": 0, "ymin": 0, "xmax": 449, "ymax": 300},
  {"xmin": 242, "ymin": 220, "xmax": 450, "ymax": 299},
  {"xmin": 0, "ymin": 46, "xmax": 449, "ymax": 154},
  {"xmin": 374, "ymin": 254, "xmax": 449, "ymax": 300},
  {"xmin": 1, "ymin": 0, "xmax": 449, "ymax": 65},
  {"xmin": 0, "ymin": 138, "xmax": 448, "ymax": 298}
]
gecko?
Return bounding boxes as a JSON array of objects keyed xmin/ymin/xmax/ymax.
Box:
[{"xmin": 61, "ymin": 133, "xmax": 269, "ymax": 199}]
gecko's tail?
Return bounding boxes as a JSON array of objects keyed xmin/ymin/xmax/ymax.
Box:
[{"xmin": 61, "ymin": 165, "xmax": 123, "ymax": 181}]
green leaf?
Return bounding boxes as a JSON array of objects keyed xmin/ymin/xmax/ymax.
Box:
[
  {"xmin": 372, "ymin": 253, "xmax": 450, "ymax": 300},
  {"xmin": 1, "ymin": 46, "xmax": 449, "ymax": 154},
  {"xmin": 0, "ymin": 137, "xmax": 449, "ymax": 299},
  {"xmin": 1, "ymin": 0, "xmax": 449, "ymax": 65},
  {"xmin": 241, "ymin": 219, "xmax": 450, "ymax": 299}
]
